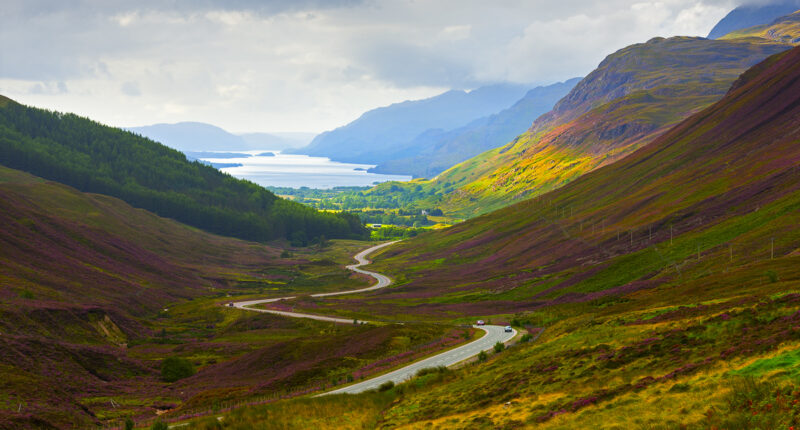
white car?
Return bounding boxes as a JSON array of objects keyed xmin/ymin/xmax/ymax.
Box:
[
  {"xmin": 504, "ymin": 326, "xmax": 513, "ymax": 333},
  {"xmin": 476, "ymin": 320, "xmax": 485, "ymax": 326}
]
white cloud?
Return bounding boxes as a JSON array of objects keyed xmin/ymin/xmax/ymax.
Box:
[{"xmin": 0, "ymin": 0, "xmax": 739, "ymax": 133}]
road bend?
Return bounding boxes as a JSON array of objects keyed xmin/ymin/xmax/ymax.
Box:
[{"xmin": 231, "ymin": 241, "xmax": 517, "ymax": 395}]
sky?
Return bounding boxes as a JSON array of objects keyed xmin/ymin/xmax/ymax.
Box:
[{"xmin": 0, "ymin": 0, "xmax": 743, "ymax": 133}]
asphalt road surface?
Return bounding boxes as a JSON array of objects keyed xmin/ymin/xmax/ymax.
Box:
[
  {"xmin": 321, "ymin": 324, "xmax": 515, "ymax": 395},
  {"xmin": 231, "ymin": 241, "xmax": 517, "ymax": 395}
]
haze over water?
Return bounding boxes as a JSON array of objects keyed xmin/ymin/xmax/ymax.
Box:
[{"xmin": 202, "ymin": 151, "xmax": 412, "ymax": 189}]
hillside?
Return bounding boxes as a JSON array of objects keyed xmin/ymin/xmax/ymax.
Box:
[
  {"xmin": 362, "ymin": 35, "xmax": 791, "ymax": 219},
  {"xmin": 353, "ymin": 42, "xmax": 800, "ymax": 315},
  {"xmin": 368, "ymin": 78, "xmax": 580, "ymax": 178},
  {"xmin": 0, "ymin": 98, "xmax": 367, "ymax": 243},
  {"xmin": 226, "ymin": 46, "xmax": 800, "ymax": 429},
  {"xmin": 707, "ymin": 0, "xmax": 800, "ymax": 39},
  {"xmin": 0, "ymin": 164, "xmax": 280, "ymax": 427},
  {"xmin": 289, "ymin": 83, "xmax": 531, "ymax": 165}
]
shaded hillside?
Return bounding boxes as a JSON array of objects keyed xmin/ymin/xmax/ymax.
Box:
[
  {"xmin": 0, "ymin": 165, "xmax": 280, "ymax": 427},
  {"xmin": 289, "ymin": 83, "xmax": 531, "ymax": 165},
  {"xmin": 368, "ymin": 78, "xmax": 580, "ymax": 178},
  {"xmin": 367, "ymin": 36, "xmax": 790, "ymax": 219},
  {"xmin": 707, "ymin": 0, "xmax": 800, "ymax": 39},
  {"xmin": 0, "ymin": 98, "xmax": 367, "ymax": 242}
]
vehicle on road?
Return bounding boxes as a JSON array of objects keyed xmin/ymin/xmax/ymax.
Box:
[
  {"xmin": 476, "ymin": 320, "xmax": 485, "ymax": 326},
  {"xmin": 504, "ymin": 326, "xmax": 513, "ymax": 333},
  {"xmin": 228, "ymin": 302, "xmax": 234, "ymax": 307}
]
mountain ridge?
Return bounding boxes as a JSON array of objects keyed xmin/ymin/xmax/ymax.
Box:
[
  {"xmin": 368, "ymin": 78, "xmax": 580, "ymax": 178},
  {"xmin": 288, "ymin": 83, "xmax": 533, "ymax": 165},
  {"xmin": 707, "ymin": 0, "xmax": 800, "ymax": 39}
]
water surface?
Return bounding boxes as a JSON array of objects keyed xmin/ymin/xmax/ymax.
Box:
[{"xmin": 198, "ymin": 150, "xmax": 411, "ymax": 189}]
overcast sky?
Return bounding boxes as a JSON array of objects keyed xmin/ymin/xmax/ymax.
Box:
[{"xmin": 0, "ymin": 0, "xmax": 741, "ymax": 133}]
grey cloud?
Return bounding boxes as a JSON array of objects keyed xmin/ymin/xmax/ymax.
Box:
[{"xmin": 7, "ymin": 0, "xmax": 365, "ymax": 18}]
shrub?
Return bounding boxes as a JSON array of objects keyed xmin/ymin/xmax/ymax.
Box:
[
  {"xmin": 766, "ymin": 270, "xmax": 779, "ymax": 283},
  {"xmin": 280, "ymin": 250, "xmax": 292, "ymax": 258},
  {"xmin": 416, "ymin": 366, "xmax": 448, "ymax": 377},
  {"xmin": 124, "ymin": 418, "xmax": 134, "ymax": 430},
  {"xmin": 494, "ymin": 342, "xmax": 505, "ymax": 353},
  {"xmin": 19, "ymin": 290, "xmax": 34, "ymax": 299},
  {"xmin": 378, "ymin": 381, "xmax": 395, "ymax": 392},
  {"xmin": 478, "ymin": 350, "xmax": 488, "ymax": 362},
  {"xmin": 520, "ymin": 334, "xmax": 533, "ymax": 343},
  {"xmin": 150, "ymin": 421, "xmax": 168, "ymax": 430},
  {"xmin": 161, "ymin": 357, "xmax": 195, "ymax": 382}
]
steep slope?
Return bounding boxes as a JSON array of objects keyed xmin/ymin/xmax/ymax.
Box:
[
  {"xmin": 381, "ymin": 36, "xmax": 790, "ymax": 218},
  {"xmin": 721, "ymin": 9, "xmax": 800, "ymax": 44},
  {"xmin": 707, "ymin": 0, "xmax": 800, "ymax": 39},
  {"xmin": 368, "ymin": 78, "xmax": 581, "ymax": 178},
  {"xmin": 0, "ymin": 98, "xmax": 367, "ymax": 242},
  {"xmin": 289, "ymin": 83, "xmax": 531, "ymax": 165}
]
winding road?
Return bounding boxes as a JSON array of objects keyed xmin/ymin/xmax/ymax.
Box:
[{"xmin": 231, "ymin": 241, "xmax": 517, "ymax": 395}]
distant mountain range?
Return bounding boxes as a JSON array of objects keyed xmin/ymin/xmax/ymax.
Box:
[
  {"xmin": 721, "ymin": 9, "xmax": 800, "ymax": 43},
  {"xmin": 707, "ymin": 0, "xmax": 800, "ymax": 39},
  {"xmin": 127, "ymin": 122, "xmax": 314, "ymax": 152},
  {"xmin": 287, "ymin": 83, "xmax": 535, "ymax": 165},
  {"xmin": 368, "ymin": 79, "xmax": 581, "ymax": 178}
]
